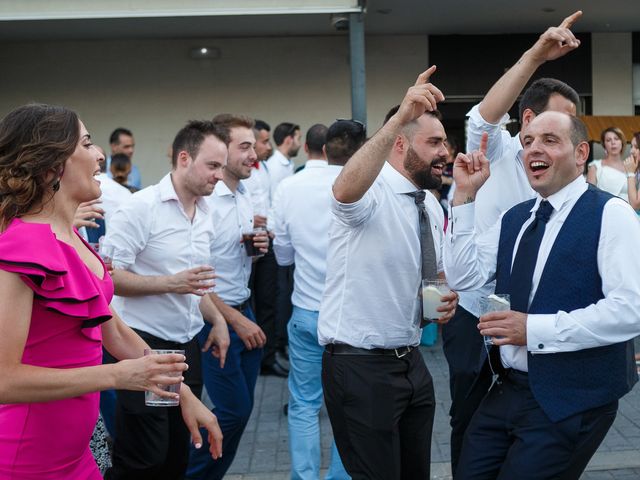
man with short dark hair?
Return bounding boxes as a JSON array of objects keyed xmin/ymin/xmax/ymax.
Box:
[
  {"xmin": 271, "ymin": 120, "xmax": 361, "ymax": 479},
  {"xmin": 107, "ymin": 127, "xmax": 142, "ymax": 189},
  {"xmin": 266, "ymin": 122, "xmax": 301, "ymax": 199},
  {"xmin": 294, "ymin": 123, "xmax": 329, "ymax": 173},
  {"xmin": 265, "ymin": 121, "xmax": 302, "ymax": 376},
  {"xmin": 104, "ymin": 120, "xmax": 229, "ymax": 480},
  {"xmin": 445, "ymin": 111, "xmax": 640, "ymax": 479},
  {"xmin": 319, "ymin": 67, "xmax": 458, "ymax": 479},
  {"xmin": 442, "ymin": 12, "xmax": 585, "ymax": 474}
]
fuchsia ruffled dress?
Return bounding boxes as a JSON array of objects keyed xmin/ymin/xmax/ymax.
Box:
[{"xmin": 0, "ymin": 219, "xmax": 113, "ymax": 480}]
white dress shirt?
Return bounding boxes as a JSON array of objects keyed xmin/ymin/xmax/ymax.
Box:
[
  {"xmin": 456, "ymin": 105, "xmax": 536, "ymax": 316},
  {"xmin": 206, "ymin": 180, "xmax": 254, "ymax": 306},
  {"xmin": 96, "ymin": 173, "xmax": 132, "ymax": 229},
  {"xmin": 318, "ymin": 162, "xmax": 445, "ymax": 349},
  {"xmin": 444, "ymin": 175, "xmax": 640, "ymax": 372},
  {"xmin": 243, "ymin": 163, "xmax": 271, "ymax": 216},
  {"xmin": 272, "ymin": 160, "xmax": 336, "ymax": 311},
  {"xmin": 104, "ymin": 173, "xmax": 214, "ymax": 343},
  {"xmin": 265, "ymin": 150, "xmax": 295, "ymax": 203}
]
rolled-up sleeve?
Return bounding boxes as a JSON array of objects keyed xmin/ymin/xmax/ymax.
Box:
[
  {"xmin": 466, "ymin": 104, "xmax": 512, "ymax": 165},
  {"xmin": 331, "ymin": 183, "xmax": 378, "ymax": 228}
]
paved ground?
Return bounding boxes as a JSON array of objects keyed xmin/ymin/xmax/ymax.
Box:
[{"xmin": 226, "ymin": 336, "xmax": 640, "ymax": 479}]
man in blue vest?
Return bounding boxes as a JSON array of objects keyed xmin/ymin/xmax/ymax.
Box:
[{"xmin": 444, "ymin": 111, "xmax": 640, "ymax": 479}]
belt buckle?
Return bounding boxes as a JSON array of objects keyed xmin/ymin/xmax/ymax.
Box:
[{"xmin": 394, "ymin": 346, "xmax": 411, "ymax": 358}]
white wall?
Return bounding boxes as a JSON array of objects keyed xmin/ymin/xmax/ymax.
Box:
[{"xmin": 0, "ymin": 34, "xmax": 427, "ymax": 186}]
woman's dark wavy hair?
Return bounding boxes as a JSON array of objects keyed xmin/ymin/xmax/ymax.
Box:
[{"xmin": 0, "ymin": 103, "xmax": 79, "ymax": 230}]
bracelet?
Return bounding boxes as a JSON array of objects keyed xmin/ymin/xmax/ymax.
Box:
[{"xmin": 627, "ymin": 173, "xmax": 635, "ymax": 178}]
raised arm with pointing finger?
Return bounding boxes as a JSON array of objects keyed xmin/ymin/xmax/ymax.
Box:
[
  {"xmin": 442, "ymin": 11, "xmax": 584, "ymax": 476},
  {"xmin": 332, "ymin": 65, "xmax": 445, "ymax": 204},
  {"xmin": 478, "ymin": 10, "xmax": 582, "ymax": 126}
]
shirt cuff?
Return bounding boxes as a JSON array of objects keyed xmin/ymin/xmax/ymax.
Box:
[
  {"xmin": 527, "ymin": 314, "xmax": 558, "ymax": 353},
  {"xmin": 449, "ymin": 202, "xmax": 475, "ymax": 234}
]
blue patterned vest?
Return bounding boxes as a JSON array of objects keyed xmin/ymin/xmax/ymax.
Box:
[{"xmin": 494, "ymin": 185, "xmax": 637, "ymax": 422}]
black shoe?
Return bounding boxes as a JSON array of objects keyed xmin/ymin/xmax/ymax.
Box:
[{"xmin": 260, "ymin": 363, "xmax": 288, "ymax": 378}]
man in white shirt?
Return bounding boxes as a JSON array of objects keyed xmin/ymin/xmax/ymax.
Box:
[
  {"xmin": 243, "ymin": 119, "xmax": 272, "ymax": 225},
  {"xmin": 245, "ymin": 120, "xmax": 289, "ymax": 377},
  {"xmin": 272, "ymin": 120, "xmax": 362, "ymax": 480},
  {"xmin": 266, "ymin": 122, "xmax": 301, "ymax": 200},
  {"xmin": 318, "ymin": 67, "xmax": 458, "ymax": 480},
  {"xmin": 186, "ymin": 114, "xmax": 269, "ymax": 480},
  {"xmin": 442, "ymin": 11, "xmax": 584, "ymax": 473},
  {"xmin": 445, "ymin": 111, "xmax": 640, "ymax": 479},
  {"xmin": 104, "ymin": 121, "xmax": 230, "ymax": 480}
]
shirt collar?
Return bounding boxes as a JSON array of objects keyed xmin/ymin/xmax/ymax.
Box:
[
  {"xmin": 271, "ymin": 150, "xmax": 291, "ymax": 166},
  {"xmin": 160, "ymin": 172, "xmax": 210, "ymax": 213},
  {"xmin": 160, "ymin": 173, "xmax": 180, "ymax": 202},
  {"xmin": 214, "ymin": 179, "xmax": 246, "ymax": 197},
  {"xmin": 532, "ymin": 175, "xmax": 588, "ymax": 213},
  {"xmin": 305, "ymin": 159, "xmax": 328, "ymax": 169},
  {"xmin": 381, "ymin": 162, "xmax": 421, "ymax": 194}
]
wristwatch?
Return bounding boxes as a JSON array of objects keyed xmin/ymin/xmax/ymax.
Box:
[{"xmin": 627, "ymin": 172, "xmax": 636, "ymax": 178}]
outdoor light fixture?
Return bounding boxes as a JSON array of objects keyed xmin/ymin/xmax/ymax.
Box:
[{"xmin": 189, "ymin": 46, "xmax": 221, "ymax": 59}]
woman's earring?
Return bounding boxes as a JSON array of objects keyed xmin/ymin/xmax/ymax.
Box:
[{"xmin": 52, "ymin": 179, "xmax": 60, "ymax": 192}]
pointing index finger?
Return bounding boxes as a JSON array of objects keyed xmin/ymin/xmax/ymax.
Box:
[
  {"xmin": 479, "ymin": 132, "xmax": 489, "ymax": 156},
  {"xmin": 414, "ymin": 65, "xmax": 437, "ymax": 86},
  {"xmin": 559, "ymin": 10, "xmax": 582, "ymax": 29}
]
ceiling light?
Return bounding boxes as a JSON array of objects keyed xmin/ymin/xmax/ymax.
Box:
[{"xmin": 189, "ymin": 46, "xmax": 221, "ymax": 60}]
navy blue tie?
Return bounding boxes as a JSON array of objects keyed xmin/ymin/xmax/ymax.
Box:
[{"xmin": 508, "ymin": 200, "xmax": 554, "ymax": 313}]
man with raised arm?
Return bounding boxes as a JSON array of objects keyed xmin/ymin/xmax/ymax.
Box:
[
  {"xmin": 442, "ymin": 11, "xmax": 585, "ymax": 475},
  {"xmin": 445, "ymin": 110, "xmax": 640, "ymax": 479},
  {"xmin": 318, "ymin": 67, "xmax": 458, "ymax": 480}
]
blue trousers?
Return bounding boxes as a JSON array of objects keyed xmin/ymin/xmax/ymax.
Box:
[
  {"xmin": 288, "ymin": 306, "xmax": 349, "ymax": 480},
  {"xmin": 186, "ymin": 306, "xmax": 262, "ymax": 480},
  {"xmin": 456, "ymin": 370, "xmax": 617, "ymax": 480}
]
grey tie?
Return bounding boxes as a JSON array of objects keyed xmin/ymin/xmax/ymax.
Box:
[
  {"xmin": 406, "ymin": 190, "xmax": 438, "ymax": 326},
  {"xmin": 406, "ymin": 190, "xmax": 438, "ymax": 281}
]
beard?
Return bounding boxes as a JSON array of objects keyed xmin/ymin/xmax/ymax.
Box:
[
  {"xmin": 404, "ymin": 146, "xmax": 444, "ymax": 190},
  {"xmin": 288, "ymin": 145, "xmax": 300, "ymax": 158}
]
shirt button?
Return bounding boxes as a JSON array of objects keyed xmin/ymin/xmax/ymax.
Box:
[{"xmin": 538, "ymin": 343, "xmax": 544, "ymax": 349}]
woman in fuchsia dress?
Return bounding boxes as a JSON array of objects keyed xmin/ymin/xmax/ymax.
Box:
[{"xmin": 0, "ymin": 104, "xmax": 222, "ymax": 479}]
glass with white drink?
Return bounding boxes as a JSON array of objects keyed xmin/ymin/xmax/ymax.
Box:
[
  {"xmin": 477, "ymin": 294, "xmax": 511, "ymax": 346},
  {"xmin": 421, "ymin": 279, "xmax": 451, "ymax": 323}
]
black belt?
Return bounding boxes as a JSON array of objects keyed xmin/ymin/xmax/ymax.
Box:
[
  {"xmin": 325, "ymin": 343, "xmax": 414, "ymax": 358},
  {"xmin": 230, "ymin": 300, "xmax": 250, "ymax": 311},
  {"xmin": 502, "ymin": 368, "xmax": 529, "ymax": 382}
]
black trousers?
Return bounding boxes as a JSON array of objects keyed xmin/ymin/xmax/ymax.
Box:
[
  {"xmin": 456, "ymin": 369, "xmax": 618, "ymax": 480},
  {"xmin": 275, "ymin": 263, "xmax": 294, "ymax": 352},
  {"xmin": 322, "ymin": 347, "xmax": 435, "ymax": 480},
  {"xmin": 250, "ymin": 244, "xmax": 279, "ymax": 367},
  {"xmin": 105, "ymin": 330, "xmax": 203, "ymax": 480},
  {"xmin": 442, "ymin": 304, "xmax": 491, "ymax": 477}
]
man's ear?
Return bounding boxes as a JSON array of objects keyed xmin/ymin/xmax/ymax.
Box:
[
  {"xmin": 177, "ymin": 150, "xmax": 191, "ymax": 167},
  {"xmin": 393, "ymin": 134, "xmax": 406, "ymax": 154},
  {"xmin": 521, "ymin": 109, "xmax": 536, "ymax": 129},
  {"xmin": 575, "ymin": 141, "xmax": 590, "ymax": 168}
]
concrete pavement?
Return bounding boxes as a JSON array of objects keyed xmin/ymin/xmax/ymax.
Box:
[{"xmin": 225, "ymin": 337, "xmax": 640, "ymax": 479}]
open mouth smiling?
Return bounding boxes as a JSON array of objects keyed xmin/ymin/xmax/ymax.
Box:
[{"xmin": 530, "ymin": 161, "xmax": 549, "ymax": 173}]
